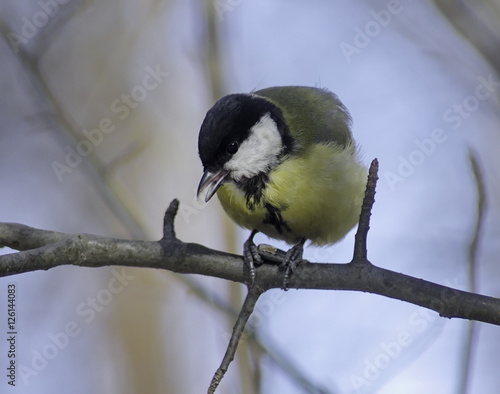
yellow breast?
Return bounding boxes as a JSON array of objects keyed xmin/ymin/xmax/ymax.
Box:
[{"xmin": 217, "ymin": 143, "xmax": 366, "ymax": 245}]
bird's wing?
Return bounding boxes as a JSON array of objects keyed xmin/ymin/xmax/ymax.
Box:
[{"xmin": 255, "ymin": 86, "xmax": 353, "ymax": 150}]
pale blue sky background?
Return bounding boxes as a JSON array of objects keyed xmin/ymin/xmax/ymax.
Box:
[{"xmin": 1, "ymin": 1, "xmax": 499, "ymax": 393}]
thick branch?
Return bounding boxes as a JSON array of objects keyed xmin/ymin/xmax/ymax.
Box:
[{"xmin": 0, "ymin": 203, "xmax": 499, "ymax": 325}]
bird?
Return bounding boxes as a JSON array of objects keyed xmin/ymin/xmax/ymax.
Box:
[{"xmin": 197, "ymin": 86, "xmax": 367, "ymax": 288}]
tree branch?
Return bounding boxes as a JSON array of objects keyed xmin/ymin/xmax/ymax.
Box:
[
  {"xmin": 2, "ymin": 158, "xmax": 500, "ymax": 392},
  {"xmin": 1, "ymin": 201, "xmax": 499, "ymax": 325}
]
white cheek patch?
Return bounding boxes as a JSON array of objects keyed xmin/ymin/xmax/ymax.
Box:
[{"xmin": 225, "ymin": 113, "xmax": 283, "ymax": 181}]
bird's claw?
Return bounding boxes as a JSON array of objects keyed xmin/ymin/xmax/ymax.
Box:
[
  {"xmin": 244, "ymin": 233, "xmax": 307, "ymax": 289},
  {"xmin": 281, "ymin": 238, "xmax": 307, "ymax": 290},
  {"xmin": 243, "ymin": 231, "xmax": 262, "ymax": 285}
]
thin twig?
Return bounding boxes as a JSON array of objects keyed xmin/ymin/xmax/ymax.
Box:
[
  {"xmin": 208, "ymin": 285, "xmax": 265, "ymax": 394},
  {"xmin": 162, "ymin": 199, "xmax": 180, "ymax": 240},
  {"xmin": 352, "ymin": 158, "xmax": 379, "ymax": 263},
  {"xmin": 181, "ymin": 278, "xmax": 333, "ymax": 393}
]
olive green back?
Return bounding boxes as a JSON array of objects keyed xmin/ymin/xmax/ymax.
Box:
[{"xmin": 255, "ymin": 86, "xmax": 353, "ymax": 151}]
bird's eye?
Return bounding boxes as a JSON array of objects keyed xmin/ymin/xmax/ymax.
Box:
[{"xmin": 227, "ymin": 141, "xmax": 239, "ymax": 154}]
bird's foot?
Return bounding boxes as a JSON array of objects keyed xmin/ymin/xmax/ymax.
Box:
[
  {"xmin": 243, "ymin": 230, "xmax": 262, "ymax": 285},
  {"xmin": 281, "ymin": 238, "xmax": 307, "ymax": 290}
]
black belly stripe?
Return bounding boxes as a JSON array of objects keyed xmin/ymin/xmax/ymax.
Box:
[
  {"xmin": 238, "ymin": 173, "xmax": 291, "ymax": 235},
  {"xmin": 263, "ymin": 203, "xmax": 291, "ymax": 235},
  {"xmin": 240, "ymin": 173, "xmax": 269, "ymax": 211}
]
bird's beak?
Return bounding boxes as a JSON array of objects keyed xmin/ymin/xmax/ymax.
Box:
[{"xmin": 197, "ymin": 168, "xmax": 229, "ymax": 202}]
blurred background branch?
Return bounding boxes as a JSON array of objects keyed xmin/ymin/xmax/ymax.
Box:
[
  {"xmin": 458, "ymin": 149, "xmax": 487, "ymax": 394},
  {"xmin": 433, "ymin": 0, "xmax": 500, "ymax": 73}
]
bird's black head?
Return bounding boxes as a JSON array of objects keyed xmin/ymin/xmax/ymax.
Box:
[{"xmin": 197, "ymin": 94, "xmax": 293, "ymax": 202}]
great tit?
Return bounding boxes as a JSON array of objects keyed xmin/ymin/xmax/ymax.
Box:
[{"xmin": 197, "ymin": 86, "xmax": 367, "ymax": 288}]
